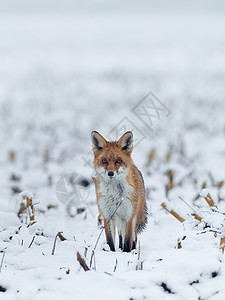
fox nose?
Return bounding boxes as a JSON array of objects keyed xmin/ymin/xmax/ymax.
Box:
[{"xmin": 108, "ymin": 171, "xmax": 114, "ymax": 177}]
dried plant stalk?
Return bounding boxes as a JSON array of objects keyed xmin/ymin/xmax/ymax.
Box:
[
  {"xmin": 161, "ymin": 202, "xmax": 185, "ymax": 223},
  {"xmin": 18, "ymin": 191, "xmax": 36, "ymax": 226},
  {"xmin": 51, "ymin": 232, "xmax": 66, "ymax": 255},
  {"xmin": 0, "ymin": 252, "xmax": 5, "ymax": 272},
  {"xmin": 191, "ymin": 214, "xmax": 202, "ymax": 222},
  {"xmin": 147, "ymin": 149, "xmax": 155, "ymax": 166},
  {"xmin": 165, "ymin": 145, "xmax": 173, "ymax": 162},
  {"xmin": 135, "ymin": 241, "xmax": 143, "ymax": 270},
  {"xmin": 220, "ymin": 236, "xmax": 225, "ymax": 253},
  {"xmin": 177, "ymin": 236, "xmax": 186, "ymax": 249},
  {"xmin": 177, "ymin": 238, "xmax": 182, "ymax": 249},
  {"xmin": 9, "ymin": 151, "xmax": 15, "ymax": 162},
  {"xmin": 28, "ymin": 236, "xmax": 36, "ymax": 248},
  {"xmin": 165, "ymin": 170, "xmax": 174, "ymax": 196},
  {"xmin": 22, "ymin": 195, "xmax": 35, "ymax": 223},
  {"xmin": 18, "ymin": 203, "xmax": 26, "ymax": 217},
  {"xmin": 217, "ymin": 181, "xmax": 224, "ymax": 189},
  {"xmin": 203, "ymin": 193, "xmax": 218, "ymax": 212},
  {"xmin": 48, "ymin": 175, "xmax": 52, "ymax": 186},
  {"xmin": 178, "ymin": 196, "xmax": 203, "ymax": 222},
  {"xmin": 77, "ymin": 252, "xmax": 90, "ymax": 271},
  {"xmin": 44, "ymin": 148, "xmax": 49, "ymax": 163},
  {"xmin": 58, "ymin": 232, "xmax": 66, "ymax": 241}
]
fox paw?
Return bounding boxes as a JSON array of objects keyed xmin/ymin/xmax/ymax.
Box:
[{"xmin": 102, "ymin": 243, "xmax": 110, "ymax": 252}]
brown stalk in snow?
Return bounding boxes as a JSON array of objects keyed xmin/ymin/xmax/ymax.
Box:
[
  {"xmin": 147, "ymin": 148, "xmax": 155, "ymax": 166},
  {"xmin": 161, "ymin": 202, "xmax": 185, "ymax": 223},
  {"xmin": 51, "ymin": 232, "xmax": 66, "ymax": 255},
  {"xmin": 77, "ymin": 252, "xmax": 90, "ymax": 271},
  {"xmin": 165, "ymin": 170, "xmax": 174, "ymax": 196},
  {"xmin": 203, "ymin": 193, "xmax": 218, "ymax": 212},
  {"xmin": 0, "ymin": 252, "xmax": 5, "ymax": 272},
  {"xmin": 220, "ymin": 236, "xmax": 225, "ymax": 253}
]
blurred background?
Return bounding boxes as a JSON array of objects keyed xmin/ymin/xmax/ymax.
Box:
[
  {"xmin": 1, "ymin": 3, "xmax": 225, "ymax": 297},
  {"xmin": 0, "ymin": 0, "xmax": 225, "ymax": 208}
]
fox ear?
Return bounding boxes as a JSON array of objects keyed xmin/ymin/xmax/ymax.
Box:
[
  {"xmin": 118, "ymin": 131, "xmax": 133, "ymax": 154},
  {"xmin": 91, "ymin": 131, "xmax": 107, "ymax": 154}
]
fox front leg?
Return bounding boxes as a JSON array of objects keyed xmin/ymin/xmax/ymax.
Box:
[
  {"xmin": 104, "ymin": 218, "xmax": 115, "ymax": 252},
  {"xmin": 123, "ymin": 220, "xmax": 133, "ymax": 252},
  {"xmin": 123, "ymin": 217, "xmax": 137, "ymax": 252},
  {"xmin": 118, "ymin": 222, "xmax": 126, "ymax": 251},
  {"xmin": 119, "ymin": 234, "xmax": 123, "ymax": 250}
]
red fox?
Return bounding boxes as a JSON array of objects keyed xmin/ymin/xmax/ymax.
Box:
[{"xmin": 91, "ymin": 131, "xmax": 148, "ymax": 252}]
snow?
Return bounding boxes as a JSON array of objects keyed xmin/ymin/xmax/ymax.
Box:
[{"xmin": 1, "ymin": 2, "xmax": 225, "ymax": 299}]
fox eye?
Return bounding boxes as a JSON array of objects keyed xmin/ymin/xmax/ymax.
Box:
[
  {"xmin": 116, "ymin": 159, "xmax": 122, "ymax": 164},
  {"xmin": 102, "ymin": 159, "xmax": 108, "ymax": 164}
]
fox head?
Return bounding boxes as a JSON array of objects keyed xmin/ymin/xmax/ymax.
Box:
[{"xmin": 91, "ymin": 131, "xmax": 133, "ymax": 179}]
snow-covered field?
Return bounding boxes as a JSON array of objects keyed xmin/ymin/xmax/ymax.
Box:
[{"xmin": 1, "ymin": 4, "xmax": 225, "ymax": 299}]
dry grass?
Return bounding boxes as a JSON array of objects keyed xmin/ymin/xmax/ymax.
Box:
[
  {"xmin": 18, "ymin": 192, "xmax": 36, "ymax": 226},
  {"xmin": 147, "ymin": 149, "xmax": 155, "ymax": 166},
  {"xmin": 161, "ymin": 192, "xmax": 225, "ymax": 253},
  {"xmin": 9, "ymin": 151, "xmax": 15, "ymax": 162},
  {"xmin": 220, "ymin": 236, "xmax": 225, "ymax": 253},
  {"xmin": 51, "ymin": 232, "xmax": 67, "ymax": 255},
  {"xmin": 77, "ymin": 252, "xmax": 90, "ymax": 271},
  {"xmin": 165, "ymin": 170, "xmax": 175, "ymax": 197},
  {"xmin": 161, "ymin": 202, "xmax": 185, "ymax": 223},
  {"xmin": 203, "ymin": 193, "xmax": 218, "ymax": 212}
]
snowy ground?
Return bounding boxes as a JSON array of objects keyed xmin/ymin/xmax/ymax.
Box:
[{"xmin": 1, "ymin": 5, "xmax": 225, "ymax": 300}]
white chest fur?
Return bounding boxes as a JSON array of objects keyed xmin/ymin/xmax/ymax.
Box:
[{"xmin": 98, "ymin": 171, "xmax": 134, "ymax": 224}]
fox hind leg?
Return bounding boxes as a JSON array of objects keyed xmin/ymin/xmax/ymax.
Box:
[
  {"xmin": 132, "ymin": 216, "xmax": 137, "ymax": 251},
  {"xmin": 132, "ymin": 229, "xmax": 137, "ymax": 251}
]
